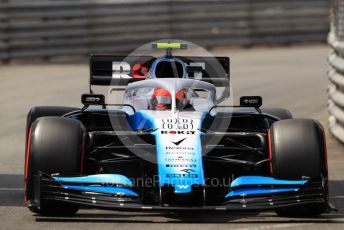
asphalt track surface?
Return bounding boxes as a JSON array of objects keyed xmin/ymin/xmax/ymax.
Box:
[{"xmin": 0, "ymin": 44, "xmax": 343, "ymax": 229}]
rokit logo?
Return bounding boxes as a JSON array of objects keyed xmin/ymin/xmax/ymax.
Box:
[
  {"xmin": 161, "ymin": 130, "xmax": 195, "ymax": 135},
  {"xmin": 112, "ymin": 62, "xmax": 132, "ymax": 78}
]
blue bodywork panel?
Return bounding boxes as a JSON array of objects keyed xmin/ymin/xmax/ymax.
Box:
[
  {"xmin": 128, "ymin": 111, "xmax": 155, "ymax": 130},
  {"xmin": 226, "ymin": 187, "xmax": 299, "ymax": 198},
  {"xmin": 231, "ymin": 176, "xmax": 307, "ymax": 188},
  {"xmin": 225, "ymin": 176, "xmax": 308, "ymax": 198},
  {"xmin": 53, "ymin": 174, "xmax": 133, "ymax": 187},
  {"xmin": 61, "ymin": 184, "xmax": 139, "ymax": 197},
  {"xmin": 128, "ymin": 110, "xmax": 206, "ymax": 194}
]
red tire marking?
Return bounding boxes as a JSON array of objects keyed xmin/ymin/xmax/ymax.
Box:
[
  {"xmin": 80, "ymin": 141, "xmax": 85, "ymax": 175},
  {"xmin": 267, "ymin": 129, "xmax": 273, "ymax": 175},
  {"xmin": 322, "ymin": 130, "xmax": 329, "ymax": 199},
  {"xmin": 24, "ymin": 127, "xmax": 32, "ymax": 204}
]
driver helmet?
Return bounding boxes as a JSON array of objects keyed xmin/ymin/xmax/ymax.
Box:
[
  {"xmin": 132, "ymin": 63, "xmax": 149, "ymax": 78},
  {"xmin": 149, "ymin": 59, "xmax": 188, "ymax": 110},
  {"xmin": 150, "ymin": 88, "xmax": 188, "ymax": 110}
]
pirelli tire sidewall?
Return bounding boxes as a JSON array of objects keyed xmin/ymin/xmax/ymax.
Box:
[
  {"xmin": 269, "ymin": 119, "xmax": 328, "ymax": 216},
  {"xmin": 270, "ymin": 119, "xmax": 327, "ymax": 180},
  {"xmin": 26, "ymin": 117, "xmax": 86, "ymax": 216},
  {"xmin": 25, "ymin": 106, "xmax": 80, "ymax": 153}
]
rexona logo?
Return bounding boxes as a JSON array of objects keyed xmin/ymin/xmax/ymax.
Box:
[
  {"xmin": 161, "ymin": 130, "xmax": 195, "ymax": 135},
  {"xmin": 172, "ymin": 138, "xmax": 186, "ymax": 146}
]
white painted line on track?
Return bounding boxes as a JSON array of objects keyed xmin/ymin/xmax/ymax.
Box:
[
  {"xmin": 327, "ymin": 218, "xmax": 344, "ymax": 222},
  {"xmin": 0, "ymin": 188, "xmax": 24, "ymax": 191},
  {"xmin": 232, "ymin": 223, "xmax": 311, "ymax": 230}
]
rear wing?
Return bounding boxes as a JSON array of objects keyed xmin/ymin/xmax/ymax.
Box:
[{"xmin": 89, "ymin": 55, "xmax": 230, "ymax": 88}]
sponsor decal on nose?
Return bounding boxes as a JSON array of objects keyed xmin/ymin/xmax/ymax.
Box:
[
  {"xmin": 177, "ymin": 185, "xmax": 189, "ymax": 189},
  {"xmin": 180, "ymin": 168, "xmax": 196, "ymax": 174},
  {"xmin": 172, "ymin": 138, "xmax": 187, "ymax": 146},
  {"xmin": 161, "ymin": 130, "xmax": 195, "ymax": 135}
]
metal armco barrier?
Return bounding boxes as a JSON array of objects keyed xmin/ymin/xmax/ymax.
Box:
[
  {"xmin": 328, "ymin": 0, "xmax": 344, "ymax": 143},
  {"xmin": 0, "ymin": 0, "xmax": 329, "ymax": 61}
]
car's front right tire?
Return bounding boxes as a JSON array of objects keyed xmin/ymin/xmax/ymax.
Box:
[{"xmin": 25, "ymin": 117, "xmax": 85, "ymax": 216}]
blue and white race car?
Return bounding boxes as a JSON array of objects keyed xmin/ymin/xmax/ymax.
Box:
[{"xmin": 25, "ymin": 43, "xmax": 330, "ymax": 217}]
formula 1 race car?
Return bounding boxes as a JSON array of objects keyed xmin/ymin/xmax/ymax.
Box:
[{"xmin": 25, "ymin": 43, "xmax": 330, "ymax": 217}]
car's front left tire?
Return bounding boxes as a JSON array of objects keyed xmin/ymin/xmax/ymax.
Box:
[{"xmin": 269, "ymin": 119, "xmax": 328, "ymax": 217}]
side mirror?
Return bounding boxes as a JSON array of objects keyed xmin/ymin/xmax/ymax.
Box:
[
  {"xmin": 240, "ymin": 96, "xmax": 262, "ymax": 108},
  {"xmin": 81, "ymin": 94, "xmax": 105, "ymax": 108}
]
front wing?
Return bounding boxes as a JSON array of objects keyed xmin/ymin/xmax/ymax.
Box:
[{"xmin": 28, "ymin": 172, "xmax": 328, "ymax": 213}]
